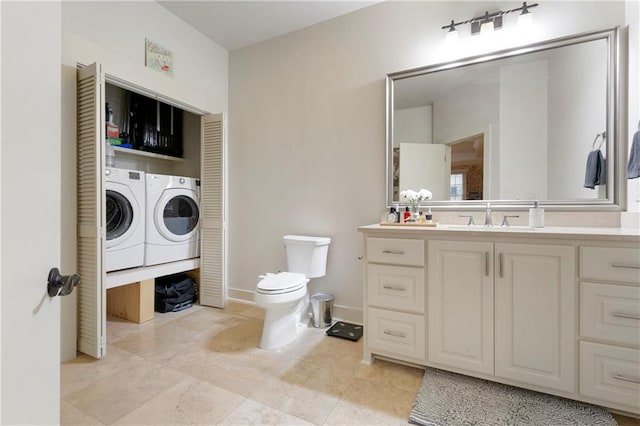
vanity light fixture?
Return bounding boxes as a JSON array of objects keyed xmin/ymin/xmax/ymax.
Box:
[
  {"xmin": 479, "ymin": 12, "xmax": 496, "ymax": 35},
  {"xmin": 517, "ymin": 2, "xmax": 535, "ymax": 28},
  {"xmin": 445, "ymin": 20, "xmax": 459, "ymax": 43},
  {"xmin": 441, "ymin": 2, "xmax": 539, "ymax": 38}
]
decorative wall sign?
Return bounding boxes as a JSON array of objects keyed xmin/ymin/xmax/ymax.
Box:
[{"xmin": 145, "ymin": 38, "xmax": 173, "ymax": 77}]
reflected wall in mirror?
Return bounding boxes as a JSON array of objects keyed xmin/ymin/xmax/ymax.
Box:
[{"xmin": 387, "ymin": 27, "xmax": 621, "ymax": 208}]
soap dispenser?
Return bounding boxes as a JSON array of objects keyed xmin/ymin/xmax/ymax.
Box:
[
  {"xmin": 528, "ymin": 201, "xmax": 544, "ymax": 228},
  {"xmin": 425, "ymin": 208, "xmax": 433, "ymax": 224},
  {"xmin": 386, "ymin": 207, "xmax": 398, "ymax": 224}
]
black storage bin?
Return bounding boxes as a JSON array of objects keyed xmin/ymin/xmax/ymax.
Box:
[{"xmin": 155, "ymin": 273, "xmax": 197, "ymax": 313}]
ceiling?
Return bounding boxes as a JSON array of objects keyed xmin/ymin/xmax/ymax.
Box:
[{"xmin": 158, "ymin": 1, "xmax": 381, "ymax": 51}]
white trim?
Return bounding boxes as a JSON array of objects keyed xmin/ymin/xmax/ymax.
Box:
[
  {"xmin": 105, "ymin": 73, "xmax": 209, "ymax": 116},
  {"xmin": 106, "ymin": 258, "xmax": 200, "ymax": 289},
  {"xmin": 228, "ymin": 288, "xmax": 255, "ymax": 303}
]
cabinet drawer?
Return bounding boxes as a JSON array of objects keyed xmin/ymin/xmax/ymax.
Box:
[
  {"xmin": 367, "ymin": 307, "xmax": 425, "ymax": 361},
  {"xmin": 367, "ymin": 264, "xmax": 424, "ymax": 313},
  {"xmin": 580, "ymin": 341, "xmax": 640, "ymax": 413},
  {"xmin": 581, "ymin": 282, "xmax": 640, "ymax": 347},
  {"xmin": 581, "ymin": 247, "xmax": 640, "ymax": 283},
  {"xmin": 367, "ymin": 238, "xmax": 424, "ymax": 266}
]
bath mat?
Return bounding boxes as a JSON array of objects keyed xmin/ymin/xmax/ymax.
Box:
[
  {"xmin": 326, "ymin": 321, "xmax": 363, "ymax": 342},
  {"xmin": 409, "ymin": 367, "xmax": 616, "ymax": 426}
]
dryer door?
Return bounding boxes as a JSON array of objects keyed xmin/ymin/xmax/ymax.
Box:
[
  {"xmin": 105, "ymin": 183, "xmax": 139, "ymax": 249},
  {"xmin": 154, "ymin": 188, "xmax": 200, "ymax": 242}
]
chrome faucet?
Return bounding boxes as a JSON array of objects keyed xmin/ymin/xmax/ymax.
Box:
[
  {"xmin": 501, "ymin": 215, "xmax": 520, "ymax": 227},
  {"xmin": 459, "ymin": 214, "xmax": 475, "ymax": 226},
  {"xmin": 484, "ymin": 202, "xmax": 493, "ymax": 227}
]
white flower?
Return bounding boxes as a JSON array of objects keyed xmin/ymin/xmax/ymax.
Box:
[{"xmin": 400, "ymin": 188, "xmax": 432, "ymax": 203}]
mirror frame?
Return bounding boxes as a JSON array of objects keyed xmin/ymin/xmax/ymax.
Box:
[{"xmin": 386, "ymin": 27, "xmax": 623, "ymax": 210}]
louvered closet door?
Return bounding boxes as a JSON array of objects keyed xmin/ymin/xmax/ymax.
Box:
[
  {"xmin": 77, "ymin": 63, "xmax": 106, "ymax": 358},
  {"xmin": 200, "ymin": 113, "xmax": 226, "ymax": 307}
]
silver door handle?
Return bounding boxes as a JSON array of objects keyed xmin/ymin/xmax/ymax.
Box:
[
  {"xmin": 612, "ymin": 374, "xmax": 640, "ymax": 384},
  {"xmin": 383, "ymin": 329, "xmax": 406, "ymax": 338},
  {"xmin": 612, "ymin": 312, "xmax": 640, "ymax": 320},
  {"xmin": 382, "ymin": 250, "xmax": 405, "ymax": 255},
  {"xmin": 611, "ymin": 263, "xmax": 640, "ymax": 269},
  {"xmin": 499, "ymin": 253, "xmax": 504, "ymax": 278},
  {"xmin": 485, "ymin": 252, "xmax": 489, "ymax": 276},
  {"xmin": 383, "ymin": 285, "xmax": 406, "ymax": 291}
]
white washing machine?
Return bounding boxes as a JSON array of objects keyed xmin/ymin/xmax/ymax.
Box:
[
  {"xmin": 145, "ymin": 173, "xmax": 201, "ymax": 266},
  {"xmin": 105, "ymin": 168, "xmax": 145, "ymax": 272}
]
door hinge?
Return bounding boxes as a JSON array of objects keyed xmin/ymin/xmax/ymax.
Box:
[
  {"xmin": 100, "ymin": 336, "xmax": 106, "ymax": 349},
  {"xmin": 100, "ymin": 73, "xmax": 105, "ymax": 85}
]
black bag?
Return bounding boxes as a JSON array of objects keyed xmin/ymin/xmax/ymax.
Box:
[{"xmin": 155, "ymin": 273, "xmax": 197, "ymax": 313}]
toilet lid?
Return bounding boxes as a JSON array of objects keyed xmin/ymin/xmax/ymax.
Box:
[{"xmin": 257, "ymin": 272, "xmax": 307, "ymax": 294}]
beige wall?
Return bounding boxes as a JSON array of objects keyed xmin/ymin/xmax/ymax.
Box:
[{"xmin": 228, "ymin": 1, "xmax": 633, "ymax": 322}]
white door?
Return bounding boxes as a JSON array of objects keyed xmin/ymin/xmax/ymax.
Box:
[
  {"xmin": 76, "ymin": 63, "xmax": 106, "ymax": 358},
  {"xmin": 428, "ymin": 240, "xmax": 494, "ymax": 375},
  {"xmin": 494, "ymin": 243, "xmax": 576, "ymax": 393},
  {"xmin": 399, "ymin": 143, "xmax": 451, "ymax": 201},
  {"xmin": 1, "ymin": 1, "xmax": 63, "ymax": 423},
  {"xmin": 200, "ymin": 113, "xmax": 226, "ymax": 307}
]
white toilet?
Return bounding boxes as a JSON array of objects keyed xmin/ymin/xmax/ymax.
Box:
[{"xmin": 254, "ymin": 234, "xmax": 331, "ymax": 350}]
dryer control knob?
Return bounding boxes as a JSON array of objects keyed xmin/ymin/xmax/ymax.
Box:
[{"xmin": 179, "ymin": 178, "xmax": 185, "ymax": 184}]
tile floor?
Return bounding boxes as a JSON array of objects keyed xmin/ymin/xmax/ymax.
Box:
[{"xmin": 62, "ymin": 301, "xmax": 640, "ymax": 425}]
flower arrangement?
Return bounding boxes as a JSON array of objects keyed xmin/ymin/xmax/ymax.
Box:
[{"xmin": 400, "ymin": 188, "xmax": 433, "ymax": 214}]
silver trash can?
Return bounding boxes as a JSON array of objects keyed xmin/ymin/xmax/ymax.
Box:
[{"xmin": 310, "ymin": 293, "xmax": 334, "ymax": 328}]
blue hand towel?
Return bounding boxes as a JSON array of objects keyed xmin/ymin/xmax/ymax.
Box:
[
  {"xmin": 584, "ymin": 149, "xmax": 606, "ymax": 189},
  {"xmin": 627, "ymin": 131, "xmax": 640, "ymax": 179}
]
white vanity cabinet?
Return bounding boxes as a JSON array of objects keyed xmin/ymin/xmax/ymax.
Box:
[
  {"xmin": 427, "ymin": 240, "xmax": 494, "ymax": 375},
  {"xmin": 359, "ymin": 224, "xmax": 640, "ymax": 416},
  {"xmin": 494, "ymin": 243, "xmax": 575, "ymax": 393},
  {"xmin": 364, "ymin": 237, "xmax": 426, "ymax": 364},
  {"xmin": 579, "ymin": 246, "xmax": 640, "ymax": 414},
  {"xmin": 427, "ymin": 240, "xmax": 575, "ymax": 392}
]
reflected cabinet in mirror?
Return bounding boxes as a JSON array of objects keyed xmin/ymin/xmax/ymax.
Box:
[{"xmin": 387, "ymin": 27, "xmax": 622, "ymax": 209}]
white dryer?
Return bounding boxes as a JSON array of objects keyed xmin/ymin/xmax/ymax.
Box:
[
  {"xmin": 145, "ymin": 173, "xmax": 201, "ymax": 266},
  {"xmin": 105, "ymin": 168, "xmax": 145, "ymax": 272}
]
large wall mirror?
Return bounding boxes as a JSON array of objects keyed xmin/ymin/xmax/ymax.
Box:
[{"xmin": 387, "ymin": 27, "xmax": 622, "ymax": 209}]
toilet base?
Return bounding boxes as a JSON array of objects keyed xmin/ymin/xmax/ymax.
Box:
[{"xmin": 259, "ymin": 294, "xmax": 309, "ymax": 350}]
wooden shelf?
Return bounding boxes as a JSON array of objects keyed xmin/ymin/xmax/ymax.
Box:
[{"xmin": 112, "ymin": 146, "xmax": 184, "ymax": 162}]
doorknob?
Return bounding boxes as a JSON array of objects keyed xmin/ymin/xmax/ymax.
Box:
[{"xmin": 47, "ymin": 268, "xmax": 80, "ymax": 297}]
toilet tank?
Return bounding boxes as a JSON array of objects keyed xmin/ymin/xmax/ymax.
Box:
[{"xmin": 284, "ymin": 235, "xmax": 331, "ymax": 278}]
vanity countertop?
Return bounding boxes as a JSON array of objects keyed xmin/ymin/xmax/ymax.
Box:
[{"xmin": 358, "ymin": 223, "xmax": 640, "ymax": 242}]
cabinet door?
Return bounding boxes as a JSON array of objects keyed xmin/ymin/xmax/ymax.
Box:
[
  {"xmin": 428, "ymin": 240, "xmax": 494, "ymax": 374},
  {"xmin": 76, "ymin": 62, "xmax": 106, "ymax": 358},
  {"xmin": 200, "ymin": 113, "xmax": 226, "ymax": 307},
  {"xmin": 495, "ymin": 243, "xmax": 575, "ymax": 393}
]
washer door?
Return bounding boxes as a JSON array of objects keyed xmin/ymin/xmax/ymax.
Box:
[
  {"xmin": 105, "ymin": 184, "xmax": 139, "ymax": 249},
  {"xmin": 154, "ymin": 188, "xmax": 200, "ymax": 242}
]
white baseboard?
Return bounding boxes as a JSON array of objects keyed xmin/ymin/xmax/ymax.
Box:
[
  {"xmin": 227, "ymin": 288, "xmax": 255, "ymax": 304},
  {"xmin": 226, "ymin": 287, "xmax": 363, "ymax": 324},
  {"xmin": 332, "ymin": 304, "xmax": 363, "ymax": 325}
]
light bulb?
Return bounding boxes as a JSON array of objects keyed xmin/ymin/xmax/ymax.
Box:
[
  {"xmin": 445, "ymin": 28, "xmax": 459, "ymax": 43},
  {"xmin": 480, "ymin": 20, "xmax": 494, "ymax": 35},
  {"xmin": 517, "ymin": 11, "xmax": 534, "ymax": 28}
]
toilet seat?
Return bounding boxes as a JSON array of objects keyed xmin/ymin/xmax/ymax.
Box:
[{"xmin": 257, "ymin": 272, "xmax": 308, "ymax": 295}]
